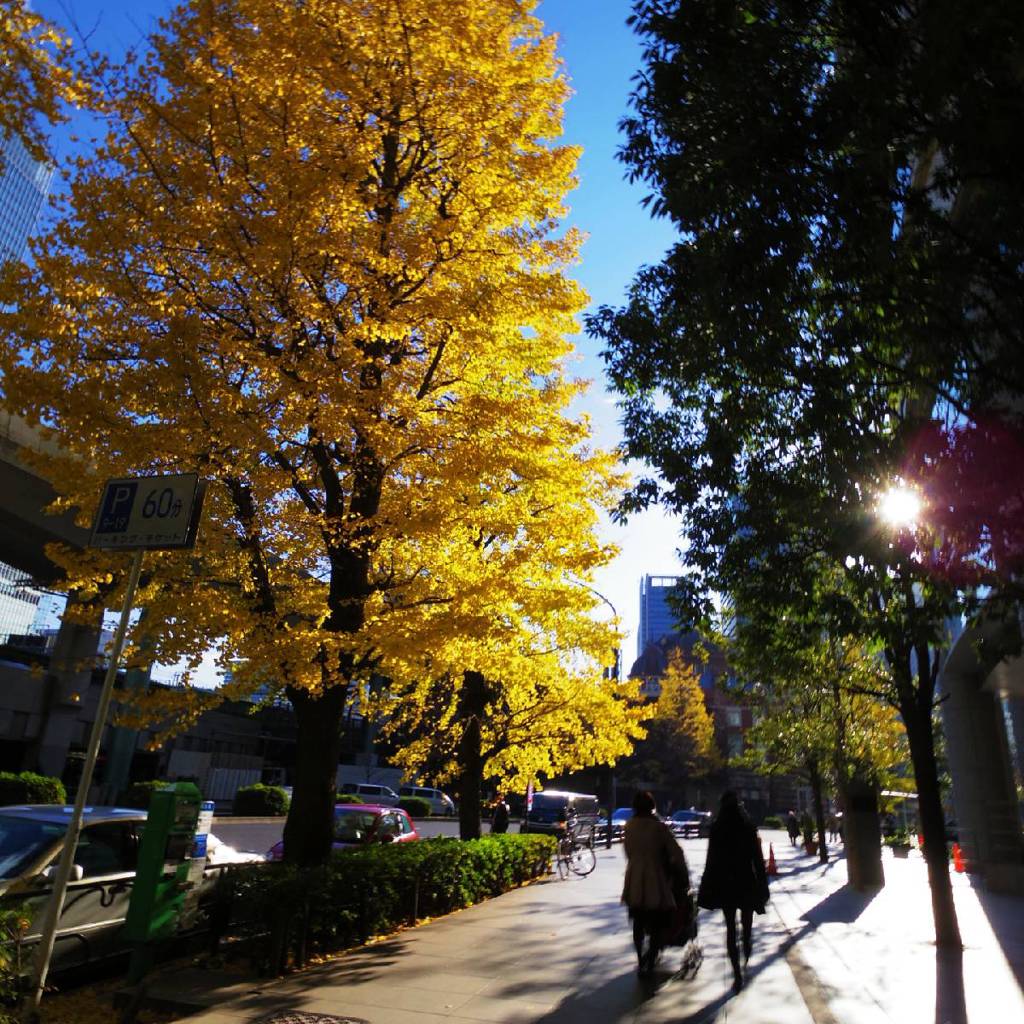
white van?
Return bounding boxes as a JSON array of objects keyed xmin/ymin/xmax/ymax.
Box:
[
  {"xmin": 338, "ymin": 782, "xmax": 400, "ymax": 806},
  {"xmin": 398, "ymin": 785, "xmax": 456, "ymax": 816}
]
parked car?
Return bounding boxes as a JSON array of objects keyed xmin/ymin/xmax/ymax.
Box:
[
  {"xmin": 337, "ymin": 782, "xmax": 401, "ymax": 806},
  {"xmin": 398, "ymin": 785, "xmax": 455, "ymax": 816},
  {"xmin": 266, "ymin": 803, "xmax": 419, "ymax": 861},
  {"xmin": 0, "ymin": 804, "xmax": 261, "ymax": 973},
  {"xmin": 669, "ymin": 809, "xmax": 713, "ymax": 838},
  {"xmin": 596, "ymin": 806, "xmax": 633, "ymax": 841},
  {"xmin": 520, "ymin": 790, "xmax": 600, "ymax": 840}
]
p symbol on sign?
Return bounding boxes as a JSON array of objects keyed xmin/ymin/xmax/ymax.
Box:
[{"xmin": 98, "ymin": 481, "xmax": 137, "ymax": 532}]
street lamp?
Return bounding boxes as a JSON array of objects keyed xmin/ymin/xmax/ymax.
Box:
[{"xmin": 568, "ymin": 577, "xmax": 621, "ymax": 850}]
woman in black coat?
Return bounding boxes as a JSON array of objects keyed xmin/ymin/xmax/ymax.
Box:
[{"xmin": 697, "ymin": 791, "xmax": 769, "ymax": 992}]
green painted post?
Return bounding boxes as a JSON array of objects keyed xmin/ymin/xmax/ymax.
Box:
[{"xmin": 123, "ymin": 781, "xmax": 202, "ymax": 983}]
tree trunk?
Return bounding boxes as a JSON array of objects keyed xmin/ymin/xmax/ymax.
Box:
[
  {"xmin": 902, "ymin": 695, "xmax": 962, "ymax": 947},
  {"xmin": 456, "ymin": 670, "xmax": 489, "ymax": 840},
  {"xmin": 841, "ymin": 777, "xmax": 884, "ymax": 889},
  {"xmin": 808, "ymin": 760, "xmax": 829, "ymax": 863},
  {"xmin": 282, "ymin": 685, "xmax": 348, "ymax": 865},
  {"xmin": 844, "ymin": 781, "xmax": 882, "ymax": 888}
]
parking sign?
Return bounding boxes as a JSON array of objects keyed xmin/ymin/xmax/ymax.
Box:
[{"xmin": 90, "ymin": 474, "xmax": 205, "ymax": 550}]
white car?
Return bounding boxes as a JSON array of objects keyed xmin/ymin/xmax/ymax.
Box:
[
  {"xmin": 398, "ymin": 785, "xmax": 456, "ymax": 816},
  {"xmin": 337, "ymin": 782, "xmax": 401, "ymax": 806}
]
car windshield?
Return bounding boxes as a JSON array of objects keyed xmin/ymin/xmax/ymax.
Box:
[
  {"xmin": 333, "ymin": 808, "xmax": 380, "ymax": 843},
  {"xmin": 0, "ymin": 815, "xmax": 65, "ymax": 880},
  {"xmin": 612, "ymin": 808, "xmax": 632, "ymax": 821},
  {"xmin": 531, "ymin": 794, "xmax": 567, "ymax": 813}
]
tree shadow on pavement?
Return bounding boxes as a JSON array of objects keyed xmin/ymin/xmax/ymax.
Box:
[
  {"xmin": 968, "ymin": 876, "xmax": 1024, "ymax": 993},
  {"xmin": 776, "ymin": 855, "xmax": 846, "ymax": 882},
  {"xmin": 527, "ymin": 951, "xmax": 738, "ymax": 1024},
  {"xmin": 800, "ymin": 884, "xmax": 880, "ymax": 926},
  {"xmin": 934, "ymin": 946, "xmax": 967, "ymax": 1024}
]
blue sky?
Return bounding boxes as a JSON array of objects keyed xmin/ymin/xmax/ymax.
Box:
[{"xmin": 33, "ymin": 0, "xmax": 684, "ymax": 670}]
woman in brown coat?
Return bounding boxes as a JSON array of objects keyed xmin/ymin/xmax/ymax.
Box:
[
  {"xmin": 622, "ymin": 791, "xmax": 689, "ymax": 976},
  {"xmin": 697, "ymin": 790, "xmax": 769, "ymax": 992}
]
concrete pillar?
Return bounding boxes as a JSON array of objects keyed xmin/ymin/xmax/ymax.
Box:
[
  {"xmin": 939, "ymin": 639, "xmax": 1024, "ymax": 894},
  {"xmin": 31, "ymin": 602, "xmax": 100, "ymax": 782}
]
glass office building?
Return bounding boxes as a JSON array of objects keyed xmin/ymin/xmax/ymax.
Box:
[
  {"xmin": 637, "ymin": 574, "xmax": 682, "ymax": 659},
  {"xmin": 0, "ymin": 135, "xmax": 54, "ymax": 644},
  {"xmin": 0, "ymin": 133, "xmax": 53, "ymax": 262}
]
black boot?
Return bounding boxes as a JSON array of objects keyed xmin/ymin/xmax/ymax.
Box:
[{"xmin": 731, "ymin": 957, "xmax": 744, "ymax": 992}]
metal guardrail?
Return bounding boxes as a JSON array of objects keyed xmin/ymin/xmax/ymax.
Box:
[{"xmin": 1, "ymin": 860, "xmax": 267, "ymax": 976}]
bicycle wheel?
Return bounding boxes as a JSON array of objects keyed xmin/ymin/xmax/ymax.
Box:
[{"xmin": 568, "ymin": 842, "xmax": 596, "ymax": 876}]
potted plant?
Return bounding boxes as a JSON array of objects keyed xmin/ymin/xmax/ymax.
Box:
[
  {"xmin": 800, "ymin": 813, "xmax": 817, "ymax": 855},
  {"xmin": 884, "ymin": 829, "xmax": 913, "ymax": 858},
  {"xmin": 801, "ymin": 824, "xmax": 818, "ymax": 856}
]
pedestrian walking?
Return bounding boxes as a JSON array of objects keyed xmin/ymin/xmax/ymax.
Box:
[
  {"xmin": 697, "ymin": 791, "xmax": 769, "ymax": 993},
  {"xmin": 786, "ymin": 809, "xmax": 800, "ymax": 847},
  {"xmin": 490, "ymin": 794, "xmax": 510, "ymax": 834},
  {"xmin": 621, "ymin": 790, "xmax": 689, "ymax": 977}
]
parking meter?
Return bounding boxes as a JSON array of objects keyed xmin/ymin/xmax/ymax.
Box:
[
  {"xmin": 191, "ymin": 801, "xmax": 215, "ymax": 873},
  {"xmin": 123, "ymin": 782, "xmax": 202, "ymax": 963}
]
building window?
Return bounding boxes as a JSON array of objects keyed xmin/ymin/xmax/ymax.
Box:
[
  {"xmin": 726, "ymin": 708, "xmax": 742, "ymax": 728},
  {"xmin": 727, "ymin": 733, "xmax": 743, "ymax": 758}
]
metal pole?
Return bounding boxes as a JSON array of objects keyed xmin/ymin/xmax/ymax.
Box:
[{"xmin": 27, "ymin": 548, "xmax": 145, "ymax": 1013}]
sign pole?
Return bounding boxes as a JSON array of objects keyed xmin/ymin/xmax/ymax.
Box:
[{"xmin": 27, "ymin": 547, "xmax": 146, "ymax": 1012}]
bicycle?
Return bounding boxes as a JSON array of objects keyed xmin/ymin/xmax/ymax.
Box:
[{"xmin": 554, "ymin": 820, "xmax": 597, "ymax": 878}]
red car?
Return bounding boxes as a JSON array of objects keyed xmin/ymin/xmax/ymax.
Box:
[{"xmin": 267, "ymin": 803, "xmax": 419, "ymax": 861}]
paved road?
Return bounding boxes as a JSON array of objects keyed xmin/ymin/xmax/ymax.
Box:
[{"xmin": 212, "ymin": 815, "xmax": 468, "ymax": 856}]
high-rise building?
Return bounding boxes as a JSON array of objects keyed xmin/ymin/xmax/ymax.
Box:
[
  {"xmin": 637, "ymin": 574, "xmax": 681, "ymax": 659},
  {"xmin": 0, "ymin": 135, "xmax": 54, "ymax": 645},
  {"xmin": 0, "ymin": 133, "xmax": 53, "ymax": 262},
  {"xmin": 0, "ymin": 561, "xmax": 41, "ymax": 645}
]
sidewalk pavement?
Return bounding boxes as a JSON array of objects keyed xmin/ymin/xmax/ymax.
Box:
[{"xmin": 141, "ymin": 829, "xmax": 1023, "ymax": 1024}]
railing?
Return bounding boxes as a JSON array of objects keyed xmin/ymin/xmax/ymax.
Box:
[{"xmin": 0, "ymin": 860, "xmax": 268, "ymax": 977}]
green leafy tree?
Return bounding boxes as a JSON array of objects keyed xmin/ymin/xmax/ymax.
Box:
[
  {"xmin": 584, "ymin": 0, "xmax": 1024, "ymax": 946},
  {"xmin": 728, "ymin": 621, "xmax": 908, "ymax": 882}
]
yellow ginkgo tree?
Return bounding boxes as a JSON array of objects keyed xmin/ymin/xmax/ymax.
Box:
[
  {"xmin": 0, "ymin": 0, "xmax": 621, "ymax": 864},
  {"xmin": 375, "ymin": 413, "xmax": 648, "ymax": 839},
  {"xmin": 0, "ymin": 0, "xmax": 80, "ymax": 169}
]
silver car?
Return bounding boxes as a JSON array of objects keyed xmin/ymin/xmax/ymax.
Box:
[
  {"xmin": 0, "ymin": 804, "xmax": 260, "ymax": 973},
  {"xmin": 398, "ymin": 786, "xmax": 456, "ymax": 816}
]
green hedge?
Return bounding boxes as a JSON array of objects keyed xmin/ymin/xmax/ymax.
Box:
[
  {"xmin": 762, "ymin": 815, "xmax": 783, "ymax": 829},
  {"xmin": 119, "ymin": 779, "xmax": 173, "ymax": 810},
  {"xmin": 234, "ymin": 784, "xmax": 289, "ymax": 816},
  {"xmin": 335, "ymin": 793, "xmax": 365, "ymax": 804},
  {"xmin": 398, "ymin": 796, "xmax": 432, "ymax": 818},
  {"xmin": 219, "ymin": 834, "xmax": 554, "ymax": 973},
  {"xmin": 0, "ymin": 772, "xmax": 65, "ymax": 806}
]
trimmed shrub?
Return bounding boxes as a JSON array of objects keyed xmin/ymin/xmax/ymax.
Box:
[
  {"xmin": 762, "ymin": 815, "xmax": 783, "ymax": 829},
  {"xmin": 398, "ymin": 796, "xmax": 432, "ymax": 818},
  {"xmin": 221, "ymin": 833, "xmax": 554, "ymax": 974},
  {"xmin": 234, "ymin": 784, "xmax": 289, "ymax": 816},
  {"xmin": 119, "ymin": 779, "xmax": 173, "ymax": 810},
  {"xmin": 335, "ymin": 793, "xmax": 365, "ymax": 804},
  {"xmin": 0, "ymin": 902, "xmax": 30, "ymax": 1018},
  {"xmin": 0, "ymin": 772, "xmax": 65, "ymax": 806}
]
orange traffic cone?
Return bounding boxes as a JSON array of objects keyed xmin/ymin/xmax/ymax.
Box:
[
  {"xmin": 952, "ymin": 842, "xmax": 965, "ymax": 873},
  {"xmin": 766, "ymin": 843, "xmax": 779, "ymax": 876}
]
